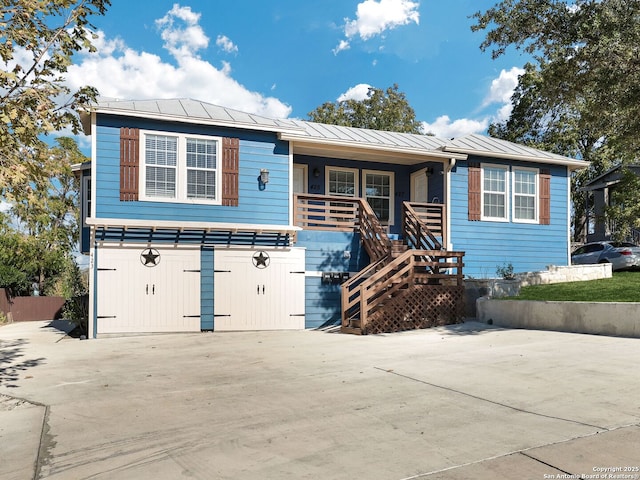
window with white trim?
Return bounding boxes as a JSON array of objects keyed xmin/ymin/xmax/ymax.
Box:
[
  {"xmin": 326, "ymin": 167, "xmax": 358, "ymax": 197},
  {"xmin": 326, "ymin": 166, "xmax": 359, "ymax": 224},
  {"xmin": 513, "ymin": 168, "xmax": 538, "ymax": 222},
  {"xmin": 481, "ymin": 164, "xmax": 508, "ymax": 221},
  {"xmin": 363, "ymin": 170, "xmax": 394, "ymax": 224},
  {"xmin": 140, "ymin": 131, "xmax": 221, "ymax": 204}
]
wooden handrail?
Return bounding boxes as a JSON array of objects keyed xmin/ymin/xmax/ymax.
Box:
[
  {"xmin": 403, "ymin": 202, "xmax": 446, "ymax": 250},
  {"xmin": 294, "ymin": 193, "xmax": 391, "ymax": 261}
]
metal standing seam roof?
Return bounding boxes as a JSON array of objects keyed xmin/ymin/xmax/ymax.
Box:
[
  {"xmin": 86, "ymin": 98, "xmax": 587, "ymax": 168},
  {"xmin": 443, "ymin": 134, "xmax": 586, "ymax": 169},
  {"xmin": 85, "ymin": 98, "xmax": 303, "ymax": 134}
]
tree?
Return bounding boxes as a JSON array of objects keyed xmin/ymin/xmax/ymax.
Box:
[
  {"xmin": 308, "ymin": 84, "xmax": 423, "ymax": 134},
  {"xmin": 1, "ymin": 137, "xmax": 87, "ymax": 295},
  {"xmin": 472, "ymin": 0, "xmax": 640, "ymax": 241},
  {"xmin": 0, "ymin": 0, "xmax": 109, "ymax": 195}
]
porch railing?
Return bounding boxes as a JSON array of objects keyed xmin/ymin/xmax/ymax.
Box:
[
  {"xmin": 402, "ymin": 202, "xmax": 446, "ymax": 250},
  {"xmin": 294, "ymin": 193, "xmax": 391, "ymax": 262}
]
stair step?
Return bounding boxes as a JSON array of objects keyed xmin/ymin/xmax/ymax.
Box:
[{"xmin": 341, "ymin": 325, "xmax": 363, "ymax": 335}]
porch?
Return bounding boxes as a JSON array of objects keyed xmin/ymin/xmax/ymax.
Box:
[{"xmin": 293, "ymin": 193, "xmax": 464, "ymax": 335}]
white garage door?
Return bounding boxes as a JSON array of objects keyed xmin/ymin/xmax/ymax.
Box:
[
  {"xmin": 96, "ymin": 246, "xmax": 201, "ymax": 334},
  {"xmin": 214, "ymin": 248, "xmax": 305, "ymax": 331}
]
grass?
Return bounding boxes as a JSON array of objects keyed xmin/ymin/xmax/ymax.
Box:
[{"xmin": 509, "ymin": 271, "xmax": 640, "ymax": 302}]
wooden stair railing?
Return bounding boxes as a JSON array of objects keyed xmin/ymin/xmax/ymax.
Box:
[
  {"xmin": 341, "ymin": 249, "xmax": 464, "ymax": 334},
  {"xmin": 358, "ymin": 197, "xmax": 392, "ymax": 262},
  {"xmin": 403, "ymin": 202, "xmax": 446, "ymax": 250}
]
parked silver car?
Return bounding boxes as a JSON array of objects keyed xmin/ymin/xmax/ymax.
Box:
[{"xmin": 571, "ymin": 241, "xmax": 640, "ymax": 271}]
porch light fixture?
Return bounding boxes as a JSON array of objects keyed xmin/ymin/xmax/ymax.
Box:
[
  {"xmin": 260, "ymin": 169, "xmax": 270, "ymax": 184},
  {"xmin": 313, "ymin": 167, "xmax": 320, "ymax": 178},
  {"xmin": 425, "ymin": 167, "xmax": 434, "ymax": 177}
]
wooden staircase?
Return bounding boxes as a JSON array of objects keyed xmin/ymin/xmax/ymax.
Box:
[{"xmin": 341, "ymin": 201, "xmax": 464, "ymax": 335}]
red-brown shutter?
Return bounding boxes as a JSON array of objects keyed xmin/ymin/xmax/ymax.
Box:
[
  {"xmin": 540, "ymin": 169, "xmax": 551, "ymax": 225},
  {"xmin": 120, "ymin": 127, "xmax": 139, "ymax": 201},
  {"xmin": 468, "ymin": 162, "xmax": 481, "ymax": 221},
  {"xmin": 222, "ymin": 137, "xmax": 239, "ymax": 206}
]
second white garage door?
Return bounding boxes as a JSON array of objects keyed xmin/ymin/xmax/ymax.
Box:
[{"xmin": 214, "ymin": 248, "xmax": 305, "ymax": 331}]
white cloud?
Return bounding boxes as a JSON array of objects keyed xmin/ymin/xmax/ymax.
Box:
[
  {"xmin": 420, "ymin": 66, "xmax": 524, "ymax": 138},
  {"xmin": 483, "ymin": 66, "xmax": 525, "ymax": 107},
  {"xmin": 421, "ymin": 116, "xmax": 489, "ymax": 139},
  {"xmin": 216, "ymin": 35, "xmax": 238, "ymax": 54},
  {"xmin": 337, "ymin": 83, "xmax": 372, "ymax": 102},
  {"xmin": 64, "ymin": 4, "xmax": 291, "ymax": 119},
  {"xmin": 333, "ymin": 39, "xmax": 350, "ymax": 55},
  {"xmin": 335, "ymin": 0, "xmax": 419, "ymax": 54},
  {"xmin": 155, "ymin": 4, "xmax": 209, "ymax": 59}
]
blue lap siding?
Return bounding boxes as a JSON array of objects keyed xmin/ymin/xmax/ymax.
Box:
[
  {"xmin": 450, "ymin": 158, "xmax": 570, "ymax": 278},
  {"xmin": 296, "ymin": 230, "xmax": 369, "ymax": 329},
  {"xmin": 94, "ymin": 115, "xmax": 290, "ymax": 225}
]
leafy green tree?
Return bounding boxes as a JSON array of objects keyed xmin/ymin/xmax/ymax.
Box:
[
  {"xmin": 0, "ymin": 0, "xmax": 109, "ymax": 195},
  {"xmin": 308, "ymin": 84, "xmax": 423, "ymax": 134},
  {"xmin": 606, "ymin": 169, "xmax": 640, "ymax": 242},
  {"xmin": 0, "ymin": 218, "xmax": 36, "ymax": 296},
  {"xmin": 2, "ymin": 138, "xmax": 87, "ymax": 295},
  {"xmin": 472, "ymin": 0, "xmax": 640, "ymax": 241}
]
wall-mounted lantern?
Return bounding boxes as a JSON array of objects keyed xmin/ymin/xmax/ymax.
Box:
[
  {"xmin": 260, "ymin": 168, "xmax": 270, "ymax": 184},
  {"xmin": 425, "ymin": 167, "xmax": 434, "ymax": 177},
  {"xmin": 313, "ymin": 167, "xmax": 320, "ymax": 178}
]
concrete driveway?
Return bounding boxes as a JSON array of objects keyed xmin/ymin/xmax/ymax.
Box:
[{"xmin": 1, "ymin": 320, "xmax": 639, "ymax": 480}]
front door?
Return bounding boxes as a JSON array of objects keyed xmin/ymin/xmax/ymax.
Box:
[
  {"xmin": 214, "ymin": 248, "xmax": 305, "ymax": 331},
  {"xmin": 411, "ymin": 169, "xmax": 429, "ymax": 203},
  {"xmin": 293, "ymin": 164, "xmax": 307, "ymax": 194}
]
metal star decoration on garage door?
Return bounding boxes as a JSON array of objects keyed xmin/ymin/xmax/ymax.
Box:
[
  {"xmin": 252, "ymin": 251, "xmax": 270, "ymax": 269},
  {"xmin": 140, "ymin": 248, "xmax": 160, "ymax": 267}
]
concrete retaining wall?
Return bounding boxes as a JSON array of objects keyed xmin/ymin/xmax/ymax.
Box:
[
  {"xmin": 464, "ymin": 264, "xmax": 613, "ymax": 318},
  {"xmin": 477, "ymin": 298, "xmax": 640, "ymax": 338}
]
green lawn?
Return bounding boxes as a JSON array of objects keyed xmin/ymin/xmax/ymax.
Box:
[{"xmin": 510, "ymin": 271, "xmax": 640, "ymax": 302}]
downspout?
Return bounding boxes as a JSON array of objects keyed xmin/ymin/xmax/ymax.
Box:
[
  {"xmin": 444, "ymin": 158, "xmax": 456, "ymax": 250},
  {"xmin": 288, "ymin": 140, "xmax": 294, "ymax": 240},
  {"xmin": 92, "ymin": 240, "xmax": 98, "ymax": 339}
]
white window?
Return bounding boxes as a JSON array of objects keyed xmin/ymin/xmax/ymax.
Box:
[
  {"xmin": 363, "ymin": 170, "xmax": 395, "ymax": 225},
  {"xmin": 481, "ymin": 164, "xmax": 508, "ymax": 221},
  {"xmin": 513, "ymin": 168, "xmax": 538, "ymax": 222},
  {"xmin": 326, "ymin": 166, "xmax": 359, "ymax": 224},
  {"xmin": 140, "ymin": 131, "xmax": 221, "ymax": 204},
  {"xmin": 326, "ymin": 166, "xmax": 358, "ymax": 198}
]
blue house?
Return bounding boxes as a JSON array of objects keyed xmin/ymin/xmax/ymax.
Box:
[{"xmin": 77, "ymin": 98, "xmax": 585, "ymax": 338}]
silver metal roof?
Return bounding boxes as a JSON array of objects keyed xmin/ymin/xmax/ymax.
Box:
[
  {"xmin": 85, "ymin": 98, "xmax": 303, "ymax": 134},
  {"xmin": 443, "ymin": 134, "xmax": 586, "ymax": 169},
  {"xmin": 86, "ymin": 98, "xmax": 587, "ymax": 168}
]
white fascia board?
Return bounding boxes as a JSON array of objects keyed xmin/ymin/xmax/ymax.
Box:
[
  {"xmin": 280, "ymin": 133, "xmax": 468, "ymax": 161},
  {"xmin": 86, "ymin": 217, "xmax": 301, "ymax": 235},
  {"xmin": 91, "ymin": 107, "xmax": 304, "ymax": 136},
  {"xmin": 441, "ymin": 146, "xmax": 588, "ymax": 170}
]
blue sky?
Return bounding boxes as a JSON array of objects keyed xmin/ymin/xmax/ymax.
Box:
[{"xmin": 66, "ymin": 0, "xmax": 528, "ymax": 139}]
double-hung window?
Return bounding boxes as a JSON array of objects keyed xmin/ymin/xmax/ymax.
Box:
[
  {"xmin": 326, "ymin": 167, "xmax": 358, "ymax": 224},
  {"xmin": 513, "ymin": 168, "xmax": 538, "ymax": 222},
  {"xmin": 481, "ymin": 165, "xmax": 508, "ymax": 221},
  {"xmin": 363, "ymin": 170, "xmax": 394, "ymax": 225},
  {"xmin": 141, "ymin": 131, "xmax": 221, "ymax": 204}
]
